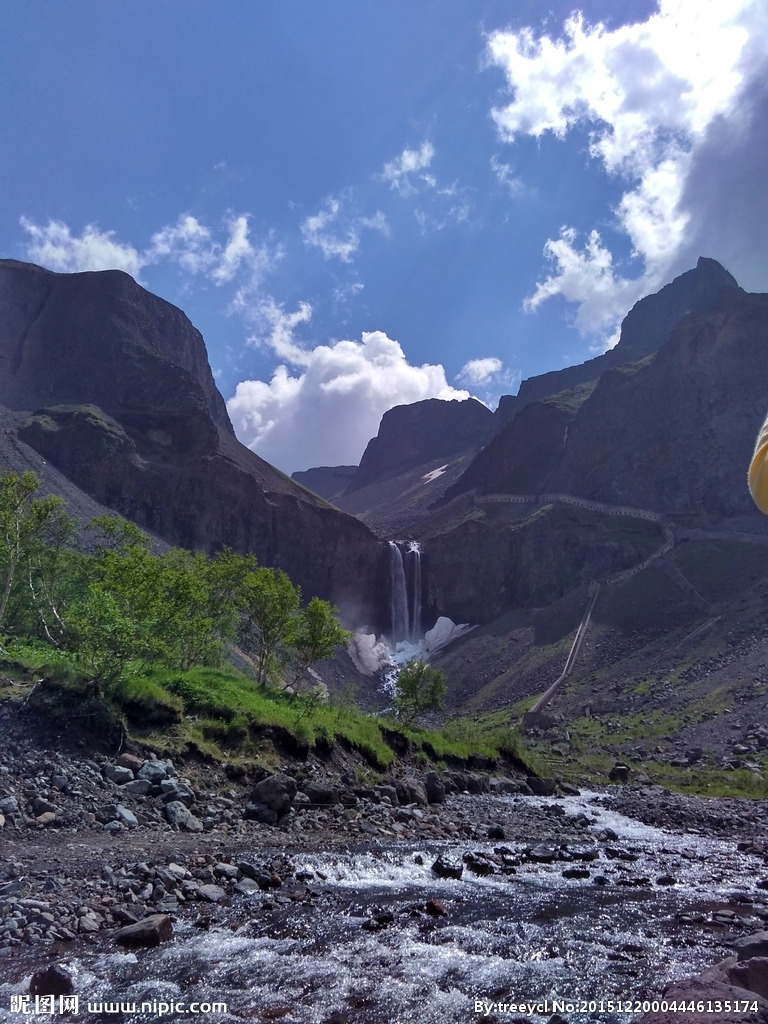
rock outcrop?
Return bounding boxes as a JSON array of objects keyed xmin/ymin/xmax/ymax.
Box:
[
  {"xmin": 347, "ymin": 397, "xmax": 493, "ymax": 493},
  {"xmin": 445, "ymin": 261, "xmax": 768, "ymax": 520},
  {"xmin": 0, "ymin": 259, "xmax": 386, "ymax": 624},
  {"xmin": 494, "ymin": 257, "xmax": 743, "ymax": 430}
]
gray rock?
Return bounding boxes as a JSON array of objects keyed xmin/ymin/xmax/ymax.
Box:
[
  {"xmin": 0, "ymin": 796, "xmax": 19, "ymax": 815},
  {"xmin": 160, "ymin": 781, "xmax": 196, "ymax": 807},
  {"xmin": 250, "ymin": 773, "xmax": 297, "ymax": 816},
  {"xmin": 243, "ymin": 802, "xmax": 278, "ymax": 825},
  {"xmin": 33, "ymin": 797, "xmax": 58, "ymax": 815},
  {"xmin": 431, "ymin": 855, "xmax": 463, "ymax": 880},
  {"xmin": 29, "ymin": 964, "xmax": 75, "ymax": 996},
  {"xmin": 394, "ymin": 778, "xmax": 428, "ymax": 808},
  {"xmin": 733, "ymin": 931, "xmax": 768, "ymax": 961},
  {"xmin": 114, "ymin": 913, "xmax": 173, "ymax": 947},
  {"xmin": 120, "ymin": 779, "xmax": 152, "ymax": 796},
  {"xmin": 302, "ymin": 780, "xmax": 339, "ymax": 805},
  {"xmin": 116, "ymin": 806, "xmax": 138, "ymax": 828},
  {"xmin": 164, "ymin": 800, "xmax": 192, "ymax": 828},
  {"xmin": 424, "ymin": 772, "xmax": 446, "ymax": 804},
  {"xmin": 527, "ymin": 776, "xmax": 557, "ymax": 796},
  {"xmin": 137, "ymin": 761, "xmax": 169, "ymax": 784},
  {"xmin": 197, "ymin": 884, "xmax": 227, "ymax": 903},
  {"xmin": 104, "ymin": 765, "xmax": 134, "ymax": 785}
]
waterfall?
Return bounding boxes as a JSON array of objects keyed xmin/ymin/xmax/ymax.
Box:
[
  {"xmin": 407, "ymin": 541, "xmax": 421, "ymax": 642},
  {"xmin": 388, "ymin": 541, "xmax": 409, "ymax": 642}
]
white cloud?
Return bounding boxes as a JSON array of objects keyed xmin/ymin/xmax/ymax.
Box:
[
  {"xmin": 20, "ymin": 217, "xmax": 146, "ymax": 279},
  {"xmin": 227, "ymin": 315, "xmax": 469, "ymax": 473},
  {"xmin": 490, "ymin": 156, "xmax": 525, "ymax": 198},
  {"xmin": 301, "ymin": 196, "xmax": 388, "ymax": 262},
  {"xmin": 487, "ymin": 0, "xmax": 765, "ymax": 338},
  {"xmin": 382, "ymin": 141, "xmax": 435, "ymax": 194},
  {"xmin": 457, "ymin": 357, "xmax": 503, "ymax": 386},
  {"xmin": 20, "ymin": 213, "xmax": 278, "ymax": 298}
]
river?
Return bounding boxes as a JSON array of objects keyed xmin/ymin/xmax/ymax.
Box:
[{"xmin": 1, "ymin": 791, "xmax": 763, "ymax": 1024}]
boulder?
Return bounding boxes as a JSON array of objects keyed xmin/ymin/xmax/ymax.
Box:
[
  {"xmin": 116, "ymin": 753, "xmax": 145, "ymax": 773},
  {"xmin": 734, "ymin": 931, "xmax": 768, "ymax": 961},
  {"xmin": 526, "ymin": 776, "xmax": 556, "ymax": 796},
  {"xmin": 104, "ymin": 765, "xmax": 134, "ymax": 785},
  {"xmin": 431, "ymin": 855, "xmax": 463, "ymax": 880},
  {"xmin": 250, "ymin": 773, "xmax": 297, "ymax": 816},
  {"xmin": 424, "ymin": 772, "xmax": 446, "ymax": 804},
  {"xmin": 302, "ymin": 780, "xmax": 339, "ymax": 805},
  {"xmin": 114, "ymin": 914, "xmax": 174, "ymax": 948},
  {"xmin": 29, "ymin": 964, "xmax": 75, "ymax": 997},
  {"xmin": 394, "ymin": 778, "xmax": 428, "ymax": 808},
  {"xmin": 609, "ymin": 763, "xmax": 630, "ymax": 783}
]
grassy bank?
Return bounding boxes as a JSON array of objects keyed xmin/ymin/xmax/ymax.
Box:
[{"xmin": 0, "ymin": 637, "xmax": 537, "ymax": 777}]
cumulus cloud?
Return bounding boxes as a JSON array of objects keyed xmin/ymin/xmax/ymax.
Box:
[
  {"xmin": 487, "ymin": 0, "xmax": 766, "ymax": 339},
  {"xmin": 227, "ymin": 309, "xmax": 469, "ymax": 473},
  {"xmin": 457, "ymin": 357, "xmax": 503, "ymax": 386},
  {"xmin": 20, "ymin": 217, "xmax": 146, "ymax": 278},
  {"xmin": 301, "ymin": 196, "xmax": 388, "ymax": 262},
  {"xmin": 381, "ymin": 141, "xmax": 435, "ymax": 195},
  {"xmin": 20, "ymin": 213, "xmax": 279, "ymax": 299}
]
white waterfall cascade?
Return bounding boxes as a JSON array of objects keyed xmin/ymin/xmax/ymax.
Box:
[
  {"xmin": 347, "ymin": 538, "xmax": 473, "ymax": 687},
  {"xmin": 407, "ymin": 540, "xmax": 421, "ymax": 642},
  {"xmin": 388, "ymin": 541, "xmax": 409, "ymax": 643}
]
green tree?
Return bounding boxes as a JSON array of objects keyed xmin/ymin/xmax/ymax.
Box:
[
  {"xmin": 0, "ymin": 471, "xmax": 65, "ymax": 628},
  {"xmin": 290, "ymin": 596, "xmax": 351, "ymax": 687},
  {"xmin": 392, "ymin": 659, "xmax": 446, "ymax": 724},
  {"xmin": 237, "ymin": 566, "xmax": 301, "ymax": 686}
]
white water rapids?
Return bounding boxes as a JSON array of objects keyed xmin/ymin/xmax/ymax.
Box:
[{"xmin": 1, "ymin": 792, "xmax": 764, "ymax": 1024}]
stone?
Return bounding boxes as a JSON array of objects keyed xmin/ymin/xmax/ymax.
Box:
[
  {"xmin": 431, "ymin": 855, "xmax": 463, "ymax": 880},
  {"xmin": 197, "ymin": 884, "xmax": 227, "ymax": 903},
  {"xmin": 160, "ymin": 781, "xmax": 196, "ymax": 807},
  {"xmin": 424, "ymin": 772, "xmax": 446, "ymax": 804},
  {"xmin": 243, "ymin": 802, "xmax": 278, "ymax": 825},
  {"xmin": 164, "ymin": 800, "xmax": 191, "ymax": 828},
  {"xmin": 35, "ymin": 811, "xmax": 57, "ymax": 826},
  {"xmin": 116, "ymin": 806, "xmax": 138, "ymax": 828},
  {"xmin": 394, "ymin": 778, "xmax": 428, "ymax": 808},
  {"xmin": 116, "ymin": 753, "xmax": 144, "ymax": 773},
  {"xmin": 29, "ymin": 964, "xmax": 75, "ymax": 997},
  {"xmin": 733, "ymin": 931, "xmax": 768, "ymax": 961},
  {"xmin": 33, "ymin": 797, "xmax": 58, "ymax": 815},
  {"xmin": 114, "ymin": 914, "xmax": 174, "ymax": 947},
  {"xmin": 609, "ymin": 764, "xmax": 630, "ymax": 783},
  {"xmin": 0, "ymin": 796, "xmax": 19, "ymax": 815},
  {"xmin": 120, "ymin": 779, "xmax": 152, "ymax": 796},
  {"xmin": 526, "ymin": 777, "xmax": 556, "ymax": 796},
  {"xmin": 302, "ymin": 780, "xmax": 339, "ymax": 805},
  {"xmin": 425, "ymin": 899, "xmax": 447, "ymax": 917},
  {"xmin": 250, "ymin": 774, "xmax": 297, "ymax": 816},
  {"xmin": 104, "ymin": 765, "xmax": 134, "ymax": 785},
  {"xmin": 137, "ymin": 761, "xmax": 169, "ymax": 784}
]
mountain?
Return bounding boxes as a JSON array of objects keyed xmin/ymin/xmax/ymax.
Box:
[
  {"xmin": 0, "ymin": 259, "xmax": 386, "ymax": 626},
  {"xmin": 346, "ymin": 397, "xmax": 493, "ymax": 492},
  {"xmin": 493, "ymin": 257, "xmax": 743, "ymax": 430},
  {"xmin": 291, "ymin": 465, "xmax": 357, "ymax": 501},
  {"xmin": 444, "ymin": 258, "xmax": 761, "ymax": 513}
]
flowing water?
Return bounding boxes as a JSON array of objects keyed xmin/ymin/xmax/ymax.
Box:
[{"xmin": 1, "ymin": 793, "xmax": 763, "ymax": 1024}]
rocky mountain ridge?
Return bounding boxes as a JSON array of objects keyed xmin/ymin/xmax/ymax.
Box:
[{"xmin": 0, "ymin": 259, "xmax": 386, "ymax": 626}]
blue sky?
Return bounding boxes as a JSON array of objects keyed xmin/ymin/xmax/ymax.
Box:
[{"xmin": 3, "ymin": 1, "xmax": 767, "ymax": 472}]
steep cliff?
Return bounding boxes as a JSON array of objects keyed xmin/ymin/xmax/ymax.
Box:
[
  {"xmin": 494, "ymin": 257, "xmax": 742, "ymax": 430},
  {"xmin": 347, "ymin": 397, "xmax": 493, "ymax": 492},
  {"xmin": 0, "ymin": 259, "xmax": 386, "ymax": 625},
  {"xmin": 447, "ymin": 259, "xmax": 765, "ymax": 520}
]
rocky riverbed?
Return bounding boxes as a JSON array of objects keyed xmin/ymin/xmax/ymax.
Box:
[{"xmin": 3, "ymin": 734, "xmax": 768, "ymax": 1022}]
